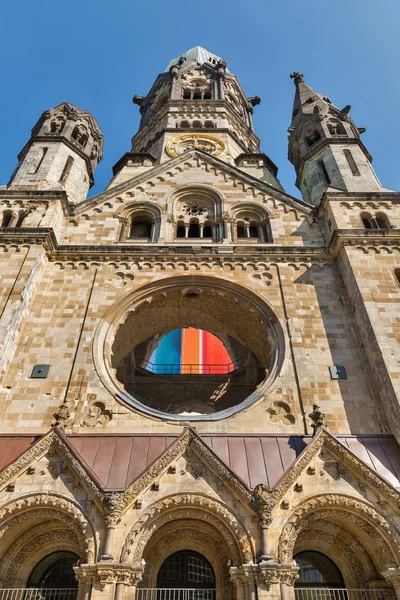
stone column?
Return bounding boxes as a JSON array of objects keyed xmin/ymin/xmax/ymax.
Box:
[
  {"xmin": 381, "ymin": 567, "xmax": 400, "ymax": 600},
  {"xmin": 250, "ymin": 484, "xmax": 274, "ymax": 560}
]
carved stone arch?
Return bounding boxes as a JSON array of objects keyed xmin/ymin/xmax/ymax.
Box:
[
  {"xmin": 1, "ymin": 519, "xmax": 80, "ymax": 586},
  {"xmin": 121, "ymin": 493, "xmax": 254, "ymax": 565},
  {"xmin": 140, "ymin": 519, "xmax": 233, "ymax": 599},
  {"xmin": 295, "ymin": 524, "xmax": 378, "ymax": 587},
  {"xmin": 168, "ymin": 184, "xmax": 224, "ymax": 219},
  {"xmin": 278, "ymin": 494, "xmax": 400, "ymax": 569},
  {"xmin": 0, "ymin": 493, "xmax": 97, "ymax": 564}
]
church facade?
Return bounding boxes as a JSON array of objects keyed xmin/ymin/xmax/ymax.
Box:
[{"xmin": 0, "ymin": 46, "xmax": 400, "ymax": 600}]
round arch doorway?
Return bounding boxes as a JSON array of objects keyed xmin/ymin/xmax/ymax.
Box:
[
  {"xmin": 156, "ymin": 551, "xmax": 216, "ymax": 600},
  {"xmin": 294, "ymin": 551, "xmax": 345, "ymax": 600},
  {"xmin": 27, "ymin": 551, "xmax": 79, "ymax": 599}
]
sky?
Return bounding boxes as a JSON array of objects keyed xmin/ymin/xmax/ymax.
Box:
[{"xmin": 0, "ymin": 0, "xmax": 399, "ymax": 200}]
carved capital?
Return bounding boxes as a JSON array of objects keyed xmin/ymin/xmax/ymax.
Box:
[
  {"xmin": 75, "ymin": 564, "xmax": 143, "ymax": 588},
  {"xmin": 382, "ymin": 567, "xmax": 400, "ymax": 588}
]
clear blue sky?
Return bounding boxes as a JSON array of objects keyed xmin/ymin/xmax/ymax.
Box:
[{"xmin": 1, "ymin": 0, "xmax": 399, "ymax": 200}]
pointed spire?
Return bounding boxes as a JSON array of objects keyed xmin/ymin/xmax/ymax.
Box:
[{"xmin": 290, "ymin": 72, "xmax": 335, "ymax": 123}]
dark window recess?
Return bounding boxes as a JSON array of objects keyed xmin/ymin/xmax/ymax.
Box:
[
  {"xmin": 157, "ymin": 551, "xmax": 216, "ymax": 590},
  {"xmin": 188, "ymin": 223, "xmax": 200, "ymax": 238},
  {"xmin": 176, "ymin": 225, "xmax": 185, "ymax": 238},
  {"xmin": 343, "ymin": 149, "xmax": 360, "ymax": 176},
  {"xmin": 31, "ymin": 364, "xmax": 50, "ymax": 378},
  {"xmin": 329, "ymin": 365, "xmax": 347, "ymax": 380},
  {"xmin": 317, "ymin": 159, "xmax": 331, "ymax": 184},
  {"xmin": 249, "ymin": 225, "xmax": 258, "ymax": 238},
  {"xmin": 295, "ymin": 551, "xmax": 344, "ymax": 588}
]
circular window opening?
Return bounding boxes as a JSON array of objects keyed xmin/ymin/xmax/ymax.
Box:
[{"xmin": 97, "ymin": 276, "xmax": 285, "ymax": 421}]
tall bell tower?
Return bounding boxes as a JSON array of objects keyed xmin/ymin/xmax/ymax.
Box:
[
  {"xmin": 110, "ymin": 46, "xmax": 283, "ymax": 190},
  {"xmin": 288, "ymin": 72, "xmax": 383, "ymax": 206}
]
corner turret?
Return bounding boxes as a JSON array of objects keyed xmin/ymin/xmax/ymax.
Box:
[
  {"xmin": 288, "ymin": 73, "xmax": 384, "ymax": 206},
  {"xmin": 8, "ymin": 102, "xmax": 103, "ymax": 204}
]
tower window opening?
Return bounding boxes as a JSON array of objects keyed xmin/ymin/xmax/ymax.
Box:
[
  {"xmin": 317, "ymin": 158, "xmax": 331, "ymax": 184},
  {"xmin": 395, "ymin": 269, "xmax": 400, "ymax": 286},
  {"xmin": 1, "ymin": 210, "xmax": 14, "ymax": 228},
  {"xmin": 237, "ymin": 224, "xmax": 246, "ymax": 238},
  {"xmin": 176, "ymin": 222, "xmax": 186, "ymax": 238},
  {"xmin": 15, "ymin": 213, "xmax": 26, "ymax": 227},
  {"xmin": 183, "ymin": 89, "xmax": 191, "ymax": 99},
  {"xmin": 188, "ymin": 221, "xmax": 200, "ymax": 238},
  {"xmin": 180, "ymin": 120, "xmax": 190, "ymax": 129},
  {"xmin": 192, "ymin": 120, "xmax": 202, "ymax": 129},
  {"xmin": 249, "ymin": 223, "xmax": 259, "ymax": 238},
  {"xmin": 306, "ymin": 129, "xmax": 321, "ymax": 147},
  {"xmin": 203, "ymin": 89, "xmax": 212, "ymax": 99},
  {"xmin": 28, "ymin": 147, "xmax": 48, "ymax": 175},
  {"xmin": 375, "ymin": 213, "xmax": 391, "ymax": 229},
  {"xmin": 193, "ymin": 89, "xmax": 202, "ymax": 100},
  {"xmin": 203, "ymin": 223, "xmax": 213, "ymax": 238},
  {"xmin": 129, "ymin": 216, "xmax": 153, "ymax": 239},
  {"xmin": 328, "ymin": 121, "xmax": 346, "ymax": 135},
  {"xmin": 343, "ymin": 149, "xmax": 361, "ymax": 176},
  {"xmin": 59, "ymin": 156, "xmax": 74, "ymax": 185},
  {"xmin": 360, "ymin": 212, "xmax": 376, "ymax": 229}
]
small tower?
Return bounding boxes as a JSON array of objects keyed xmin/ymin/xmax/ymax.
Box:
[
  {"xmin": 288, "ymin": 72, "xmax": 383, "ymax": 206},
  {"xmin": 8, "ymin": 102, "xmax": 103, "ymax": 204}
]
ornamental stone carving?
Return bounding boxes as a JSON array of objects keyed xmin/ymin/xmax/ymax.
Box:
[
  {"xmin": 121, "ymin": 493, "xmax": 253, "ymax": 564},
  {"xmin": 251, "ymin": 484, "xmax": 274, "ymax": 527},
  {"xmin": 74, "ymin": 564, "xmax": 144, "ymax": 589},
  {"xmin": 0, "ymin": 494, "xmax": 96, "ymax": 563},
  {"xmin": 278, "ymin": 494, "xmax": 400, "ymax": 564}
]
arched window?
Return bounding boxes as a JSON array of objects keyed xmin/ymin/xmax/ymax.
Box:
[
  {"xmin": 395, "ymin": 269, "xmax": 400, "ymax": 286},
  {"xmin": 204, "ymin": 121, "xmax": 214, "ymax": 129},
  {"xmin": 203, "ymin": 222, "xmax": 213, "ymax": 238},
  {"xmin": 1, "ymin": 210, "xmax": 14, "ymax": 228},
  {"xmin": 157, "ymin": 551, "xmax": 215, "ymax": 591},
  {"xmin": 188, "ymin": 220, "xmax": 200, "ymax": 238},
  {"xmin": 305, "ymin": 129, "xmax": 321, "ymax": 147},
  {"xmin": 192, "ymin": 120, "xmax": 202, "ymax": 129},
  {"xmin": 249, "ymin": 223, "xmax": 259, "ymax": 238},
  {"xmin": 180, "ymin": 121, "xmax": 190, "ymax": 129},
  {"xmin": 183, "ymin": 89, "xmax": 191, "ymax": 100},
  {"xmin": 60, "ymin": 156, "xmax": 74, "ymax": 185},
  {"xmin": 360, "ymin": 212, "xmax": 376, "ymax": 229},
  {"xmin": 294, "ymin": 551, "xmax": 344, "ymax": 588},
  {"xmin": 237, "ymin": 223, "xmax": 246, "ymax": 238},
  {"xmin": 328, "ymin": 121, "xmax": 346, "ymax": 135},
  {"xmin": 129, "ymin": 215, "xmax": 153, "ymax": 239},
  {"xmin": 176, "ymin": 221, "xmax": 186, "ymax": 238},
  {"xmin": 343, "ymin": 149, "xmax": 360, "ymax": 176},
  {"xmin": 15, "ymin": 213, "xmax": 26, "ymax": 227},
  {"xmin": 375, "ymin": 213, "xmax": 391, "ymax": 229},
  {"xmin": 27, "ymin": 551, "xmax": 79, "ymax": 589}
]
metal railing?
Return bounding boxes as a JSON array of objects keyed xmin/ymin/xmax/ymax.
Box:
[
  {"xmin": 136, "ymin": 590, "xmax": 217, "ymax": 600},
  {"xmin": 0, "ymin": 591, "xmax": 77, "ymax": 600},
  {"xmin": 141, "ymin": 358, "xmax": 246, "ymax": 375},
  {"xmin": 295, "ymin": 589, "xmax": 395, "ymax": 600}
]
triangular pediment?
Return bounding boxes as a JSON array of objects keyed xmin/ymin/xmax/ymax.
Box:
[
  {"xmin": 122, "ymin": 428, "xmax": 252, "ymax": 509},
  {"xmin": 77, "ymin": 149, "xmax": 311, "ymax": 218},
  {"xmin": 271, "ymin": 428, "xmax": 400, "ymax": 507},
  {"xmin": 0, "ymin": 428, "xmax": 106, "ymax": 509}
]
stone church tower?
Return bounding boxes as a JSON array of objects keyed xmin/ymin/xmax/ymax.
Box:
[{"xmin": 0, "ymin": 46, "xmax": 400, "ymax": 600}]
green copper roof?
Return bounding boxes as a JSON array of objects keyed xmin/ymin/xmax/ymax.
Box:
[{"xmin": 165, "ymin": 46, "xmax": 228, "ymax": 71}]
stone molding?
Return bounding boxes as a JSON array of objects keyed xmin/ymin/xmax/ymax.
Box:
[
  {"xmin": 121, "ymin": 492, "xmax": 253, "ymax": 564},
  {"xmin": 74, "ymin": 563, "xmax": 143, "ymax": 588},
  {"xmin": 0, "ymin": 493, "xmax": 96, "ymax": 563},
  {"xmin": 230, "ymin": 562, "xmax": 299, "ymax": 588},
  {"xmin": 0, "ymin": 429, "xmax": 105, "ymax": 510},
  {"xmin": 123, "ymin": 428, "xmax": 251, "ymax": 508},
  {"xmin": 278, "ymin": 494, "xmax": 400, "ymax": 564}
]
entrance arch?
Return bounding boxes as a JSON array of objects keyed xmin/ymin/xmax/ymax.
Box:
[
  {"xmin": 157, "ymin": 550, "xmax": 215, "ymax": 597},
  {"xmin": 27, "ymin": 551, "xmax": 79, "ymax": 589}
]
